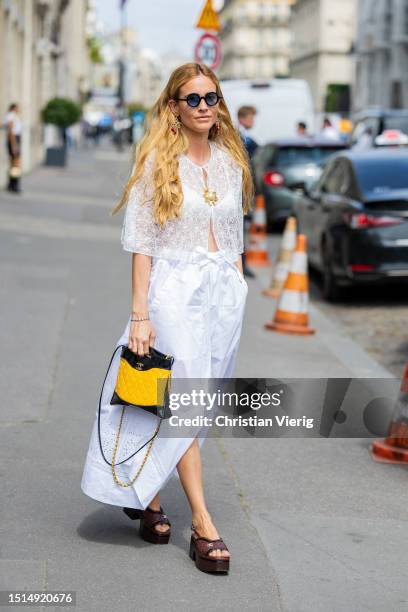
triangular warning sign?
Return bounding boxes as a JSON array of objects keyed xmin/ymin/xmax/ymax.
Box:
[{"xmin": 196, "ymin": 0, "xmax": 221, "ymax": 32}]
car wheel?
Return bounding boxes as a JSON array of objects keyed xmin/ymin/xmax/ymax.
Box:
[
  {"xmin": 267, "ymin": 217, "xmax": 280, "ymax": 233},
  {"xmin": 322, "ymin": 247, "xmax": 342, "ymax": 303},
  {"xmin": 266, "ymin": 218, "xmax": 275, "ymax": 233}
]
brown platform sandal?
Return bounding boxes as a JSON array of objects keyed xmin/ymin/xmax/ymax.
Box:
[
  {"xmin": 123, "ymin": 506, "xmax": 171, "ymax": 544},
  {"xmin": 189, "ymin": 523, "xmax": 230, "ymax": 573}
]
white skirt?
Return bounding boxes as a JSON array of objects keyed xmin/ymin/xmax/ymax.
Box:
[{"xmin": 80, "ymin": 247, "xmax": 248, "ymax": 510}]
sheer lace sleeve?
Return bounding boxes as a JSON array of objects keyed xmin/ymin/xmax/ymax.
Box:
[
  {"xmin": 120, "ymin": 153, "xmax": 158, "ymax": 255},
  {"xmin": 228, "ymin": 157, "xmax": 245, "ymax": 255}
]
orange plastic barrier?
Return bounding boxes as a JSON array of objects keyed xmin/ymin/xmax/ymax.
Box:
[
  {"xmin": 263, "ymin": 216, "xmax": 297, "ymax": 298},
  {"xmin": 265, "ymin": 234, "xmax": 315, "ymax": 335},
  {"xmin": 371, "ymin": 364, "xmax": 408, "ymax": 464},
  {"xmin": 245, "ymin": 194, "xmax": 271, "ymax": 267}
]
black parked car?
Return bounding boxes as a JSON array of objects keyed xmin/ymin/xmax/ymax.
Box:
[
  {"xmin": 293, "ymin": 149, "xmax": 408, "ymax": 301},
  {"xmin": 252, "ymin": 138, "xmax": 348, "ymax": 228}
]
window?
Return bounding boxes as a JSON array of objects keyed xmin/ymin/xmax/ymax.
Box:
[
  {"xmin": 405, "ymin": 4, "xmax": 408, "ymax": 36},
  {"xmin": 314, "ymin": 164, "xmax": 331, "ymax": 193},
  {"xmin": 384, "ymin": 114, "xmax": 408, "ymax": 133},
  {"xmin": 258, "ymin": 3, "xmax": 269, "ymax": 22},
  {"xmin": 323, "ymin": 160, "xmax": 349, "ymax": 195},
  {"xmin": 262, "ymin": 145, "xmax": 277, "ymax": 167},
  {"xmin": 351, "ymin": 117, "xmax": 380, "ymax": 146},
  {"xmin": 318, "ymin": 160, "xmax": 338, "ymax": 193},
  {"xmin": 275, "ymin": 147, "xmax": 345, "ymax": 167},
  {"xmin": 236, "ymin": 5, "xmax": 246, "ymax": 25},
  {"xmin": 391, "ymin": 82, "xmax": 403, "ymax": 110},
  {"xmin": 270, "ymin": 28, "xmax": 276, "ymax": 48}
]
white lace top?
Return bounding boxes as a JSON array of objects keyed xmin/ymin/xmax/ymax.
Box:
[{"xmin": 120, "ymin": 140, "xmax": 244, "ymax": 263}]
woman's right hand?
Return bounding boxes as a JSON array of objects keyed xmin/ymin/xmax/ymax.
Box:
[{"xmin": 128, "ymin": 320, "xmax": 157, "ymax": 356}]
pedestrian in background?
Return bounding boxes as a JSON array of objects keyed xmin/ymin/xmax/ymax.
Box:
[
  {"xmin": 296, "ymin": 121, "xmax": 311, "ymax": 138},
  {"xmin": 320, "ymin": 117, "xmax": 340, "ymax": 141},
  {"xmin": 4, "ymin": 102, "xmax": 22, "ymax": 193},
  {"xmin": 81, "ymin": 62, "xmax": 254, "ymax": 574},
  {"xmin": 237, "ymin": 105, "xmax": 258, "ymax": 158},
  {"xmin": 237, "ymin": 105, "xmax": 258, "ymax": 278}
]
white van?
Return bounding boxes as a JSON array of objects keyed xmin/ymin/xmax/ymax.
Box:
[{"xmin": 220, "ymin": 78, "xmax": 315, "ymax": 145}]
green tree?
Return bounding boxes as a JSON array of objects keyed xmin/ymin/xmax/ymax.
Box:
[
  {"xmin": 127, "ymin": 102, "xmax": 150, "ymax": 116},
  {"xmin": 87, "ymin": 36, "xmax": 103, "ymax": 64},
  {"xmin": 325, "ymin": 84, "xmax": 350, "ymax": 113},
  {"xmin": 41, "ymin": 97, "xmax": 82, "ymax": 129}
]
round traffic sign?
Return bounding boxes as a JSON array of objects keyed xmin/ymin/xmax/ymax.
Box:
[{"xmin": 194, "ymin": 32, "xmax": 222, "ymax": 70}]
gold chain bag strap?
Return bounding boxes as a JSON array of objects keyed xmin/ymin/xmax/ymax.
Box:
[{"xmin": 97, "ymin": 344, "xmax": 174, "ymax": 488}]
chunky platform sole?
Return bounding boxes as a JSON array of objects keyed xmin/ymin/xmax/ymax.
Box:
[
  {"xmin": 189, "ymin": 535, "xmax": 230, "ymax": 573},
  {"xmin": 123, "ymin": 507, "xmax": 170, "ymax": 544}
]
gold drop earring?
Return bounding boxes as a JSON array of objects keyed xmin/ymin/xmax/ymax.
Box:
[{"xmin": 170, "ymin": 114, "xmax": 181, "ymax": 134}]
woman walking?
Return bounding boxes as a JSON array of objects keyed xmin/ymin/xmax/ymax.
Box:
[
  {"xmin": 4, "ymin": 102, "xmax": 22, "ymax": 193},
  {"xmin": 80, "ymin": 63, "xmax": 253, "ymax": 574}
]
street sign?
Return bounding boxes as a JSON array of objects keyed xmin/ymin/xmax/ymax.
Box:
[
  {"xmin": 194, "ymin": 32, "xmax": 222, "ymax": 70},
  {"xmin": 195, "ymin": 0, "xmax": 221, "ymax": 32}
]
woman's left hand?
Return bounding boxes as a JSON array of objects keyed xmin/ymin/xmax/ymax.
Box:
[{"xmin": 235, "ymin": 256, "xmax": 244, "ymax": 275}]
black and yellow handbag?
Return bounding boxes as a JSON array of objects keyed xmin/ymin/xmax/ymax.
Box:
[{"xmin": 97, "ymin": 344, "xmax": 174, "ymax": 488}]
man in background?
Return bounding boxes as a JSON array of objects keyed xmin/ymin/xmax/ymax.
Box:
[
  {"xmin": 238, "ymin": 105, "xmax": 258, "ymax": 158},
  {"xmin": 237, "ymin": 105, "xmax": 258, "ymax": 278},
  {"xmin": 296, "ymin": 121, "xmax": 311, "ymax": 138}
]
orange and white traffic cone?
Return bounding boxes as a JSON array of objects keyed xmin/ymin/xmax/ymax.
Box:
[
  {"xmin": 263, "ymin": 216, "xmax": 297, "ymax": 298},
  {"xmin": 265, "ymin": 234, "xmax": 315, "ymax": 335},
  {"xmin": 245, "ymin": 194, "xmax": 271, "ymax": 267},
  {"xmin": 371, "ymin": 364, "xmax": 408, "ymax": 464}
]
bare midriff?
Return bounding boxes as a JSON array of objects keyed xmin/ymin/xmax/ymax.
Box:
[{"xmin": 208, "ymin": 220, "xmax": 219, "ymax": 251}]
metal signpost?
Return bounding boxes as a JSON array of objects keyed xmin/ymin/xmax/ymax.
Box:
[{"xmin": 194, "ymin": 0, "xmax": 222, "ymax": 71}]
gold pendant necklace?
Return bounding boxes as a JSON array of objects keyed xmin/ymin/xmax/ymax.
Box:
[
  {"xmin": 200, "ymin": 151, "xmax": 217, "ymax": 206},
  {"xmin": 203, "ymin": 186, "xmax": 218, "ymax": 206}
]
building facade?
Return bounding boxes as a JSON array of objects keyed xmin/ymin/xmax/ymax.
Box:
[
  {"xmin": 290, "ymin": 0, "xmax": 357, "ymax": 113},
  {"xmin": 94, "ymin": 27, "xmax": 185, "ymax": 110},
  {"xmin": 354, "ymin": 0, "xmax": 408, "ymax": 111},
  {"xmin": 0, "ymin": 0, "xmax": 90, "ymax": 187},
  {"xmin": 219, "ymin": 0, "xmax": 295, "ymax": 80}
]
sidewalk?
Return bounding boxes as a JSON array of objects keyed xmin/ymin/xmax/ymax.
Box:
[{"xmin": 1, "ymin": 142, "xmax": 407, "ymax": 612}]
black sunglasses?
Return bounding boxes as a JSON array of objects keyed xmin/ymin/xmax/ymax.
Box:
[{"xmin": 176, "ymin": 91, "xmax": 223, "ymax": 108}]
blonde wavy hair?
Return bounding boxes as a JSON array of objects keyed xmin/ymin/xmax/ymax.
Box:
[{"xmin": 110, "ymin": 63, "xmax": 254, "ymax": 227}]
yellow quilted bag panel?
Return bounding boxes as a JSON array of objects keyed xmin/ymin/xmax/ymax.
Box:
[{"xmin": 115, "ymin": 357, "xmax": 172, "ymax": 407}]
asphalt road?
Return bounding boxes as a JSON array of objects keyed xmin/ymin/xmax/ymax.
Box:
[{"xmin": 309, "ymin": 271, "xmax": 408, "ymax": 378}]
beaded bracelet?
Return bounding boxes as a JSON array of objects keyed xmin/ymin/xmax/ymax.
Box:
[{"xmin": 131, "ymin": 316, "xmax": 149, "ymax": 322}]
